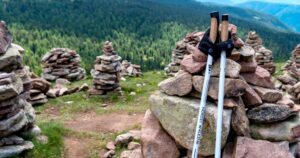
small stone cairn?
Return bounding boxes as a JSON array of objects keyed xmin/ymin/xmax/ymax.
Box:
[
  {"xmin": 41, "ymin": 48, "xmax": 86, "ymax": 81},
  {"xmin": 0, "ymin": 21, "xmax": 39, "ymax": 157},
  {"xmin": 246, "ymin": 31, "xmax": 276, "ymax": 74},
  {"xmin": 164, "ymin": 32, "xmax": 205, "ymax": 76},
  {"xmin": 89, "ymin": 41, "xmax": 123, "ymax": 95},
  {"xmin": 121, "ymin": 60, "xmax": 142, "ymax": 77},
  {"xmin": 27, "ymin": 69, "xmax": 50, "ymax": 106},
  {"xmin": 140, "ymin": 29, "xmax": 300, "ymax": 158},
  {"xmin": 278, "ymin": 44, "xmax": 300, "ymax": 102}
]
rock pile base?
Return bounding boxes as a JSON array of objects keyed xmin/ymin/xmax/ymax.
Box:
[
  {"xmin": 0, "ymin": 21, "xmax": 38, "ymax": 157},
  {"xmin": 41, "ymin": 48, "xmax": 86, "ymax": 81},
  {"xmin": 89, "ymin": 41, "xmax": 123, "ymax": 96},
  {"xmin": 246, "ymin": 31, "xmax": 276, "ymax": 74},
  {"xmin": 121, "ymin": 60, "xmax": 142, "ymax": 77},
  {"xmin": 142, "ymin": 31, "xmax": 298, "ymax": 157}
]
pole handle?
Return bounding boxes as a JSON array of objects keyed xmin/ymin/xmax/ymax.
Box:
[
  {"xmin": 221, "ymin": 14, "xmax": 229, "ymax": 42},
  {"xmin": 210, "ymin": 12, "xmax": 219, "ymax": 44}
]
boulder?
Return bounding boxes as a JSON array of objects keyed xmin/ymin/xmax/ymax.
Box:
[
  {"xmin": 193, "ymin": 76, "xmax": 247, "ymax": 100},
  {"xmin": 141, "ymin": 110, "xmax": 180, "ymax": 158},
  {"xmin": 159, "ymin": 70, "xmax": 192, "ymax": 96},
  {"xmin": 252, "ymin": 86, "xmax": 283, "ymax": 103},
  {"xmin": 247, "ymin": 103, "xmax": 298, "ymax": 123},
  {"xmin": 231, "ymin": 97, "xmax": 250, "ymax": 137},
  {"xmin": 210, "ymin": 59, "xmax": 241, "ymax": 78},
  {"xmin": 250, "ymin": 114, "xmax": 300, "ymax": 142},
  {"xmin": 241, "ymin": 66, "xmax": 274, "ymax": 88},
  {"xmin": 181, "ymin": 54, "xmax": 206, "ymax": 74},
  {"xmin": 149, "ymin": 91, "xmax": 232, "ymax": 156},
  {"xmin": 233, "ymin": 137, "xmax": 293, "ymax": 158},
  {"xmin": 242, "ymin": 85, "xmax": 263, "ymax": 108}
]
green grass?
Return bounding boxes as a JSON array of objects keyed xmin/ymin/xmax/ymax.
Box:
[
  {"xmin": 274, "ymin": 62, "xmax": 285, "ymax": 77},
  {"xmin": 24, "ymin": 71, "xmax": 166, "ymax": 158}
]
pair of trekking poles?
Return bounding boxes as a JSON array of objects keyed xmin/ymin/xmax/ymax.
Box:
[{"xmin": 192, "ymin": 12, "xmax": 230, "ymax": 158}]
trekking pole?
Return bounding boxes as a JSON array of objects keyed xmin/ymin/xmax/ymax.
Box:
[
  {"xmin": 192, "ymin": 11, "xmax": 219, "ymax": 158},
  {"xmin": 214, "ymin": 14, "xmax": 229, "ymax": 158}
]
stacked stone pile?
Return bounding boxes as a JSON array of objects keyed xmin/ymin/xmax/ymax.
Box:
[
  {"xmin": 246, "ymin": 31, "xmax": 276, "ymax": 74},
  {"xmin": 141, "ymin": 31, "xmax": 300, "ymax": 157},
  {"xmin": 41, "ymin": 48, "xmax": 86, "ymax": 81},
  {"xmin": 28, "ymin": 71, "xmax": 50, "ymax": 106},
  {"xmin": 89, "ymin": 41, "xmax": 123, "ymax": 95},
  {"xmin": 277, "ymin": 45, "xmax": 300, "ymax": 103},
  {"xmin": 0, "ymin": 21, "xmax": 38, "ymax": 157},
  {"xmin": 121, "ymin": 60, "xmax": 142, "ymax": 77},
  {"xmin": 165, "ymin": 32, "xmax": 205, "ymax": 76}
]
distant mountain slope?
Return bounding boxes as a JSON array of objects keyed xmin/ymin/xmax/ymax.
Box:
[
  {"xmin": 0, "ymin": 0, "xmax": 299, "ymax": 73},
  {"xmin": 239, "ymin": 1, "xmax": 300, "ymax": 32}
]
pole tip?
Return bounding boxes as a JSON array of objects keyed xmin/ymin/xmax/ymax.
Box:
[
  {"xmin": 210, "ymin": 11, "xmax": 219, "ymax": 18},
  {"xmin": 222, "ymin": 14, "xmax": 229, "ymax": 21}
]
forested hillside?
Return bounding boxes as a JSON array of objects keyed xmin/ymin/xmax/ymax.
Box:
[{"xmin": 1, "ymin": 0, "xmax": 300, "ymax": 74}]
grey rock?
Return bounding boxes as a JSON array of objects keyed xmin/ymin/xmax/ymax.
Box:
[
  {"xmin": 149, "ymin": 91, "xmax": 232, "ymax": 156},
  {"xmin": 247, "ymin": 103, "xmax": 298, "ymax": 123},
  {"xmin": 0, "ymin": 141, "xmax": 33, "ymax": 158}
]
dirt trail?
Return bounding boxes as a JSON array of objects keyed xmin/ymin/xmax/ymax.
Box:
[
  {"xmin": 64, "ymin": 112, "xmax": 144, "ymax": 133},
  {"xmin": 63, "ymin": 112, "xmax": 144, "ymax": 158}
]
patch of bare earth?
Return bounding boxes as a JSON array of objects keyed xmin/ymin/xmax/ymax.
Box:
[
  {"xmin": 64, "ymin": 112, "xmax": 144, "ymax": 133},
  {"xmin": 64, "ymin": 137, "xmax": 92, "ymax": 158}
]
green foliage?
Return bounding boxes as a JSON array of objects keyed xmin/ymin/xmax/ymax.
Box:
[
  {"xmin": 0, "ymin": 0, "xmax": 299, "ymax": 74},
  {"xmin": 26, "ymin": 122, "xmax": 65, "ymax": 158}
]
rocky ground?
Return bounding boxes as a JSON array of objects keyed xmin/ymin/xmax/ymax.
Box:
[{"xmin": 19, "ymin": 71, "xmax": 165, "ymax": 158}]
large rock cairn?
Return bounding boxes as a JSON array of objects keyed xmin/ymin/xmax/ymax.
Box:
[
  {"xmin": 0, "ymin": 21, "xmax": 38, "ymax": 157},
  {"xmin": 41, "ymin": 48, "xmax": 86, "ymax": 81},
  {"xmin": 28, "ymin": 71, "xmax": 50, "ymax": 106},
  {"xmin": 121, "ymin": 60, "xmax": 142, "ymax": 77},
  {"xmin": 141, "ymin": 30, "xmax": 300, "ymax": 157},
  {"xmin": 164, "ymin": 32, "xmax": 205, "ymax": 76},
  {"xmin": 278, "ymin": 44, "xmax": 300, "ymax": 102},
  {"xmin": 89, "ymin": 41, "xmax": 122, "ymax": 95},
  {"xmin": 246, "ymin": 31, "xmax": 276, "ymax": 74}
]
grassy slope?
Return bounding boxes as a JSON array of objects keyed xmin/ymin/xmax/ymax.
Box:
[{"xmin": 22, "ymin": 71, "xmax": 166, "ymax": 158}]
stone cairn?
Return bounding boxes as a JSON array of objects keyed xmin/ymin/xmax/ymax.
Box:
[
  {"xmin": 140, "ymin": 30, "xmax": 300, "ymax": 158},
  {"xmin": 246, "ymin": 31, "xmax": 276, "ymax": 74},
  {"xmin": 41, "ymin": 48, "xmax": 86, "ymax": 81},
  {"xmin": 28, "ymin": 70, "xmax": 50, "ymax": 106},
  {"xmin": 277, "ymin": 44, "xmax": 300, "ymax": 102},
  {"xmin": 121, "ymin": 60, "xmax": 142, "ymax": 77},
  {"xmin": 89, "ymin": 41, "xmax": 123, "ymax": 95},
  {"xmin": 0, "ymin": 21, "xmax": 39, "ymax": 157},
  {"xmin": 164, "ymin": 32, "xmax": 205, "ymax": 76}
]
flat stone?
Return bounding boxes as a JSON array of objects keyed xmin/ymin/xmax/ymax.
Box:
[
  {"xmin": 253, "ymin": 86, "xmax": 283, "ymax": 103},
  {"xmin": 278, "ymin": 73, "xmax": 298, "ymax": 85},
  {"xmin": 193, "ymin": 76, "xmax": 247, "ymax": 100},
  {"xmin": 149, "ymin": 91, "xmax": 232, "ymax": 156},
  {"xmin": 159, "ymin": 70, "xmax": 192, "ymax": 96},
  {"xmin": 233, "ymin": 137, "xmax": 293, "ymax": 158},
  {"xmin": 0, "ymin": 77, "xmax": 23, "ymax": 102},
  {"xmin": 247, "ymin": 103, "xmax": 298, "ymax": 123},
  {"xmin": 55, "ymin": 78, "xmax": 70, "ymax": 86},
  {"xmin": 115, "ymin": 133, "xmax": 133, "ymax": 146},
  {"xmin": 277, "ymin": 96, "xmax": 295, "ymax": 108},
  {"xmin": 0, "ymin": 21, "xmax": 12, "ymax": 54},
  {"xmin": 250, "ymin": 114, "xmax": 300, "ymax": 142},
  {"xmin": 0, "ymin": 46, "xmax": 22, "ymax": 71},
  {"xmin": 241, "ymin": 66, "xmax": 274, "ymax": 88},
  {"xmin": 120, "ymin": 149, "xmax": 142, "ymax": 158},
  {"xmin": 105, "ymin": 141, "xmax": 115, "ymax": 150},
  {"xmin": 237, "ymin": 45, "xmax": 255, "ymax": 62},
  {"xmin": 242, "ymin": 84, "xmax": 263, "ymax": 108},
  {"xmin": 97, "ymin": 54, "xmax": 121, "ymax": 62},
  {"xmin": 141, "ymin": 110, "xmax": 180, "ymax": 158},
  {"xmin": 0, "ymin": 141, "xmax": 34, "ymax": 158},
  {"xmin": 210, "ymin": 59, "xmax": 241, "ymax": 78},
  {"xmin": 0, "ymin": 110, "xmax": 28, "ymax": 137}
]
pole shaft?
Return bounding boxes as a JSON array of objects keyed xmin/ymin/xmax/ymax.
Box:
[{"xmin": 192, "ymin": 55, "xmax": 213, "ymax": 158}]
